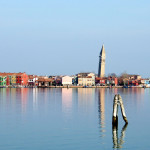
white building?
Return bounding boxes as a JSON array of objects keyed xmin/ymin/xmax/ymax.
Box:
[
  {"xmin": 28, "ymin": 75, "xmax": 38, "ymax": 86},
  {"xmin": 62, "ymin": 76, "xmax": 72, "ymax": 85},
  {"xmin": 78, "ymin": 73, "xmax": 95, "ymax": 86}
]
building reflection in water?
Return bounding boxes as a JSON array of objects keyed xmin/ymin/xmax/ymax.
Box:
[
  {"xmin": 112, "ymin": 123, "xmax": 128, "ymax": 149},
  {"xmin": 3, "ymin": 88, "xmax": 29, "ymax": 114},
  {"xmin": 62, "ymin": 88, "xmax": 72, "ymax": 118},
  {"xmin": 114, "ymin": 88, "xmax": 118, "ymax": 95},
  {"xmin": 33, "ymin": 88, "xmax": 38, "ymax": 111},
  {"xmin": 98, "ymin": 88, "xmax": 106, "ymax": 137},
  {"xmin": 78, "ymin": 88, "xmax": 95, "ymax": 110},
  {"xmin": 10, "ymin": 88, "xmax": 17, "ymax": 100},
  {"xmin": 21, "ymin": 88, "xmax": 28, "ymax": 113}
]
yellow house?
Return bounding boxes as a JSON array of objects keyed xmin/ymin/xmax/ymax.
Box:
[{"xmin": 11, "ymin": 74, "xmax": 16, "ymax": 85}]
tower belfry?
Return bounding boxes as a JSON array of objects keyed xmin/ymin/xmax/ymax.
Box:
[{"xmin": 98, "ymin": 45, "xmax": 106, "ymax": 77}]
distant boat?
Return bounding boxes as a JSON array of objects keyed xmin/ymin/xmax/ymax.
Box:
[{"xmin": 123, "ymin": 85, "xmax": 128, "ymax": 88}]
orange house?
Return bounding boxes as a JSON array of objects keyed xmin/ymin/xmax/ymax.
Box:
[{"xmin": 16, "ymin": 72, "xmax": 28, "ymax": 86}]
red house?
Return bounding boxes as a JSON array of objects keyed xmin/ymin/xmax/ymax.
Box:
[
  {"xmin": 114, "ymin": 78, "xmax": 118, "ymax": 86},
  {"xmin": 6, "ymin": 76, "xmax": 10, "ymax": 86},
  {"xmin": 95, "ymin": 77, "xmax": 107, "ymax": 85},
  {"xmin": 16, "ymin": 72, "xmax": 28, "ymax": 86},
  {"xmin": 128, "ymin": 80, "xmax": 139, "ymax": 86}
]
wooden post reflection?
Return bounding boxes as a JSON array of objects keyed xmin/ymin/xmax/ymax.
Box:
[{"xmin": 112, "ymin": 123, "xmax": 128, "ymax": 149}]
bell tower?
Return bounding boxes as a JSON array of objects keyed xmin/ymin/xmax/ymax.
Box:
[{"xmin": 98, "ymin": 45, "xmax": 106, "ymax": 77}]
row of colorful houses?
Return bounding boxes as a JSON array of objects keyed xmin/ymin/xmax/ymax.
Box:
[
  {"xmin": 0, "ymin": 73, "xmax": 28, "ymax": 87},
  {"xmin": 96, "ymin": 75, "xmax": 150, "ymax": 87},
  {"xmin": 46, "ymin": 73, "xmax": 150, "ymax": 87},
  {"xmin": 0, "ymin": 73, "xmax": 54, "ymax": 87},
  {"xmin": 0, "ymin": 72, "xmax": 150, "ymax": 87}
]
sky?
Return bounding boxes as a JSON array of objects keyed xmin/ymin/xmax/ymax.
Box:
[{"xmin": 0, "ymin": 0, "xmax": 150, "ymax": 77}]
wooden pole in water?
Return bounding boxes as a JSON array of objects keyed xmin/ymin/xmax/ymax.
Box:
[
  {"xmin": 112, "ymin": 94, "xmax": 128, "ymax": 125},
  {"xmin": 112, "ymin": 95, "xmax": 119, "ymax": 126},
  {"xmin": 118, "ymin": 94, "xmax": 128, "ymax": 124}
]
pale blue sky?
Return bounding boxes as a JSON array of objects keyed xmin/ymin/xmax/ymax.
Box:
[{"xmin": 0, "ymin": 0, "xmax": 150, "ymax": 77}]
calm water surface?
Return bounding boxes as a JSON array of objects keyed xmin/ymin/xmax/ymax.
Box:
[{"xmin": 0, "ymin": 88, "xmax": 150, "ymax": 150}]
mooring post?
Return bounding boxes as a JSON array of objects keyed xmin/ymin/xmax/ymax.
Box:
[
  {"xmin": 118, "ymin": 94, "xmax": 128, "ymax": 124},
  {"xmin": 112, "ymin": 95, "xmax": 119, "ymax": 126},
  {"xmin": 112, "ymin": 94, "xmax": 128, "ymax": 126}
]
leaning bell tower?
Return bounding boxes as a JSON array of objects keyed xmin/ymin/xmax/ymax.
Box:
[{"xmin": 98, "ymin": 44, "xmax": 106, "ymax": 77}]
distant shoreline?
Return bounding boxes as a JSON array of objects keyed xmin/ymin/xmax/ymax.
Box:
[{"xmin": 0, "ymin": 86, "xmax": 149, "ymax": 88}]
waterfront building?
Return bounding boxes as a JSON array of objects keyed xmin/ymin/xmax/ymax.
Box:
[
  {"xmin": 119, "ymin": 74, "xmax": 142, "ymax": 86},
  {"xmin": 0, "ymin": 76, "xmax": 7, "ymax": 86},
  {"xmin": 96, "ymin": 76, "xmax": 118, "ymax": 86},
  {"xmin": 55, "ymin": 76, "xmax": 62, "ymax": 86},
  {"xmin": 0, "ymin": 73, "xmax": 14, "ymax": 86},
  {"xmin": 28, "ymin": 75, "xmax": 38, "ymax": 87},
  {"xmin": 37, "ymin": 76, "xmax": 53, "ymax": 87},
  {"xmin": 6, "ymin": 74, "xmax": 17, "ymax": 86},
  {"xmin": 62, "ymin": 76, "xmax": 72, "ymax": 86},
  {"xmin": 16, "ymin": 73, "xmax": 28, "ymax": 86},
  {"xmin": 71, "ymin": 75, "xmax": 77, "ymax": 85},
  {"xmin": 128, "ymin": 80, "xmax": 139, "ymax": 86},
  {"xmin": 98, "ymin": 45, "xmax": 106, "ymax": 77},
  {"xmin": 11, "ymin": 74, "xmax": 16, "ymax": 86},
  {"xmin": 78, "ymin": 73, "xmax": 95, "ymax": 86},
  {"xmin": 95, "ymin": 77, "xmax": 107, "ymax": 86},
  {"xmin": 6, "ymin": 76, "xmax": 10, "ymax": 86},
  {"xmin": 140, "ymin": 79, "xmax": 150, "ymax": 87},
  {"xmin": 0, "ymin": 72, "xmax": 28, "ymax": 86}
]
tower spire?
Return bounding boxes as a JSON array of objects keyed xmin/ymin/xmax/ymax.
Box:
[{"xmin": 98, "ymin": 45, "xmax": 106, "ymax": 77}]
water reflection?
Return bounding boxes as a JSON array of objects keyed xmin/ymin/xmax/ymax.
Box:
[
  {"xmin": 98, "ymin": 88, "xmax": 106, "ymax": 137},
  {"xmin": 62, "ymin": 88, "xmax": 72, "ymax": 117},
  {"xmin": 33, "ymin": 88, "xmax": 38, "ymax": 111},
  {"xmin": 77, "ymin": 88, "xmax": 95, "ymax": 113},
  {"xmin": 112, "ymin": 123, "xmax": 128, "ymax": 149},
  {"xmin": 0, "ymin": 88, "xmax": 150, "ymax": 149},
  {"xmin": 114, "ymin": 88, "xmax": 118, "ymax": 95},
  {"xmin": 0, "ymin": 88, "xmax": 29, "ymax": 113}
]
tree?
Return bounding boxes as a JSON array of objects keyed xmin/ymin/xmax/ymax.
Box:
[
  {"xmin": 108, "ymin": 73, "xmax": 117, "ymax": 77},
  {"xmin": 120, "ymin": 71, "xmax": 128, "ymax": 79}
]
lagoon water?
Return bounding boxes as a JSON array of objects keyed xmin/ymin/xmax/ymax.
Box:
[{"xmin": 0, "ymin": 88, "xmax": 150, "ymax": 149}]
